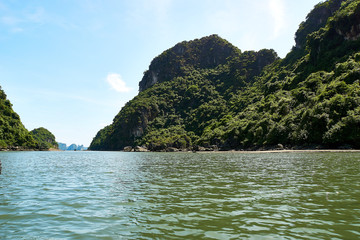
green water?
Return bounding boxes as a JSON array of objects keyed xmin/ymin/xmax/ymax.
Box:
[{"xmin": 0, "ymin": 151, "xmax": 359, "ymax": 239}]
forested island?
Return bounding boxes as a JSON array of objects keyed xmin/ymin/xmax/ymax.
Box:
[
  {"xmin": 90, "ymin": 0, "xmax": 360, "ymax": 151},
  {"xmin": 0, "ymin": 87, "xmax": 58, "ymax": 151},
  {"xmin": 30, "ymin": 127, "xmax": 58, "ymax": 150}
]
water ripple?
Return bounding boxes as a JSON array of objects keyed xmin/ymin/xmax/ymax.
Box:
[{"xmin": 0, "ymin": 151, "xmax": 359, "ymax": 239}]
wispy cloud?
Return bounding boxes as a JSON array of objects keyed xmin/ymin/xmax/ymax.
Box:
[
  {"xmin": 26, "ymin": 7, "xmax": 45, "ymax": 23},
  {"xmin": 1, "ymin": 16, "xmax": 20, "ymax": 25},
  {"xmin": 151, "ymin": 0, "xmax": 172, "ymax": 21},
  {"xmin": 268, "ymin": 0, "xmax": 286, "ymax": 39},
  {"xmin": 1, "ymin": 16, "xmax": 25, "ymax": 33},
  {"xmin": 106, "ymin": 73, "xmax": 132, "ymax": 93},
  {"xmin": 0, "ymin": 6, "xmax": 46, "ymax": 33},
  {"xmin": 11, "ymin": 27, "xmax": 24, "ymax": 33},
  {"xmin": 125, "ymin": 0, "xmax": 172, "ymax": 29},
  {"xmin": 206, "ymin": 3, "xmax": 243, "ymax": 35}
]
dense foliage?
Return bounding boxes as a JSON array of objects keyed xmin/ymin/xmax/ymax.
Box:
[
  {"xmin": 90, "ymin": 0, "xmax": 360, "ymax": 151},
  {"xmin": 0, "ymin": 87, "xmax": 58, "ymax": 151},
  {"xmin": 30, "ymin": 127, "xmax": 58, "ymax": 150},
  {"xmin": 0, "ymin": 87, "xmax": 38, "ymax": 149}
]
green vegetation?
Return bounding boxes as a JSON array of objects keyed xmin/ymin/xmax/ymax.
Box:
[
  {"xmin": 30, "ymin": 127, "xmax": 58, "ymax": 150},
  {"xmin": 0, "ymin": 87, "xmax": 58, "ymax": 151},
  {"xmin": 0, "ymin": 87, "xmax": 38, "ymax": 150},
  {"xmin": 90, "ymin": 0, "xmax": 360, "ymax": 151}
]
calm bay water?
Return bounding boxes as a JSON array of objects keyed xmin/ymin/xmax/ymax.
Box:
[{"xmin": 0, "ymin": 151, "xmax": 359, "ymax": 239}]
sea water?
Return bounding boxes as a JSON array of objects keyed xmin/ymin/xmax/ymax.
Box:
[{"xmin": 0, "ymin": 151, "xmax": 359, "ymax": 239}]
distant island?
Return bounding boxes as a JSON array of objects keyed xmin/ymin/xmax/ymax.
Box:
[
  {"xmin": 90, "ymin": 0, "xmax": 360, "ymax": 152},
  {"xmin": 58, "ymin": 143, "xmax": 88, "ymax": 151},
  {"xmin": 30, "ymin": 127, "xmax": 58, "ymax": 150}
]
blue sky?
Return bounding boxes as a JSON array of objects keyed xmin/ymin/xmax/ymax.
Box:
[{"xmin": 0, "ymin": 0, "xmax": 321, "ymax": 147}]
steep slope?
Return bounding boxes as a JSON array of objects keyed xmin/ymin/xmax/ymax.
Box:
[
  {"xmin": 0, "ymin": 86, "xmax": 37, "ymax": 150},
  {"xmin": 205, "ymin": 0, "xmax": 360, "ymax": 149},
  {"xmin": 30, "ymin": 127, "xmax": 58, "ymax": 150},
  {"xmin": 90, "ymin": 0, "xmax": 360, "ymax": 151}
]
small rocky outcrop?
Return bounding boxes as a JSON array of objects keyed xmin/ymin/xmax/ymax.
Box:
[
  {"xmin": 123, "ymin": 146, "xmax": 133, "ymax": 152},
  {"xmin": 134, "ymin": 146, "xmax": 148, "ymax": 152},
  {"xmin": 166, "ymin": 147, "xmax": 179, "ymax": 152}
]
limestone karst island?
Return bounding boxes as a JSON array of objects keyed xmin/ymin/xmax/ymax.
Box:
[{"xmin": 89, "ymin": 0, "xmax": 360, "ymax": 152}]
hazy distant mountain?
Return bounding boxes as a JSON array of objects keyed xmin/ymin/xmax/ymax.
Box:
[
  {"xmin": 57, "ymin": 142, "xmax": 67, "ymax": 151},
  {"xmin": 58, "ymin": 143, "xmax": 88, "ymax": 151}
]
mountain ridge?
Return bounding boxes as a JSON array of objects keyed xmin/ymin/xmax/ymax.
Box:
[{"xmin": 90, "ymin": 0, "xmax": 360, "ymax": 151}]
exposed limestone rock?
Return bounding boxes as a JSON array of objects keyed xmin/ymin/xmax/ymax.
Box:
[
  {"xmin": 166, "ymin": 147, "xmax": 179, "ymax": 152},
  {"xmin": 134, "ymin": 146, "xmax": 148, "ymax": 152},
  {"xmin": 123, "ymin": 146, "xmax": 133, "ymax": 152}
]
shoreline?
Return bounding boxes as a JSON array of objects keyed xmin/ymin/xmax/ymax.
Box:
[
  {"xmin": 2, "ymin": 148, "xmax": 360, "ymax": 153},
  {"xmin": 195, "ymin": 149, "xmax": 360, "ymax": 154},
  {"xmin": 119, "ymin": 143, "xmax": 360, "ymax": 153},
  {"xmin": 94, "ymin": 148, "xmax": 360, "ymax": 153},
  {"xmin": 0, "ymin": 148, "xmax": 62, "ymax": 152}
]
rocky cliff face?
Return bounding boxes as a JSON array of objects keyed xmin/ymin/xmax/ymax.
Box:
[
  {"xmin": 305, "ymin": 0, "xmax": 360, "ymax": 67},
  {"xmin": 295, "ymin": 0, "xmax": 343, "ymax": 49},
  {"xmin": 332, "ymin": 2, "xmax": 360, "ymax": 41}
]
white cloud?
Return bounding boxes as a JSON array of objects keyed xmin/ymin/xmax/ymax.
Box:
[
  {"xmin": 268, "ymin": 0, "xmax": 286, "ymax": 39},
  {"xmin": 106, "ymin": 73, "xmax": 132, "ymax": 93},
  {"xmin": 1, "ymin": 7, "xmax": 45, "ymax": 33}
]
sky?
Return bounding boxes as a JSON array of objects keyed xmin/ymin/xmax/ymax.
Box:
[{"xmin": 0, "ymin": 0, "xmax": 321, "ymax": 147}]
